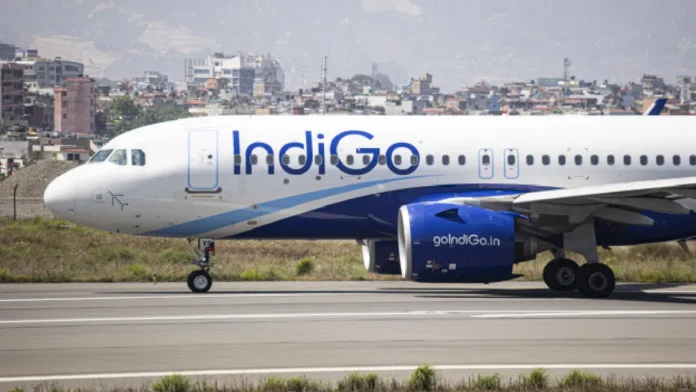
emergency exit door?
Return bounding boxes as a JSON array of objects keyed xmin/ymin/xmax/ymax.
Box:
[
  {"xmin": 478, "ymin": 148, "xmax": 494, "ymax": 179},
  {"xmin": 187, "ymin": 129, "xmax": 220, "ymax": 193}
]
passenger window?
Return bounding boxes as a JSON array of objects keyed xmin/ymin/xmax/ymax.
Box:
[
  {"xmin": 89, "ymin": 149, "xmax": 113, "ymax": 163},
  {"xmin": 362, "ymin": 155, "xmax": 370, "ymax": 165},
  {"xmin": 690, "ymin": 155, "xmax": 696, "ymax": 166},
  {"xmin": 131, "ymin": 149, "xmax": 146, "ymax": 166},
  {"xmin": 542, "ymin": 155, "xmax": 550, "ymax": 165},
  {"xmin": 330, "ymin": 155, "xmax": 339, "ymax": 165},
  {"xmin": 458, "ymin": 155, "xmax": 466, "ymax": 165},
  {"xmin": 674, "ymin": 155, "xmax": 681, "ymax": 166},
  {"xmin": 558, "ymin": 155, "xmax": 566, "ymax": 166},
  {"xmin": 410, "ymin": 155, "xmax": 419, "ymax": 166},
  {"xmin": 640, "ymin": 155, "xmax": 648, "ymax": 166},
  {"xmin": 251, "ymin": 155, "xmax": 258, "ymax": 165},
  {"xmin": 507, "ymin": 155, "xmax": 516, "ymax": 165},
  {"xmin": 346, "ymin": 155, "xmax": 355, "ymax": 166},
  {"xmin": 482, "ymin": 155, "xmax": 491, "ymax": 166},
  {"xmin": 623, "ymin": 155, "xmax": 631, "ymax": 166},
  {"xmin": 575, "ymin": 155, "xmax": 582, "ymax": 166},
  {"xmin": 526, "ymin": 155, "xmax": 534, "ymax": 165},
  {"xmin": 657, "ymin": 155, "xmax": 664, "ymax": 166},
  {"xmin": 378, "ymin": 155, "xmax": 386, "ymax": 165},
  {"xmin": 442, "ymin": 155, "xmax": 450, "ymax": 166},
  {"xmin": 426, "ymin": 155, "xmax": 434, "ymax": 165},
  {"xmin": 266, "ymin": 155, "xmax": 274, "ymax": 165},
  {"xmin": 591, "ymin": 155, "xmax": 599, "ymax": 165},
  {"xmin": 298, "ymin": 155, "xmax": 306, "ymax": 165},
  {"xmin": 394, "ymin": 155, "xmax": 402, "ymax": 165},
  {"xmin": 314, "ymin": 155, "xmax": 322, "ymax": 165},
  {"xmin": 607, "ymin": 155, "xmax": 615, "ymax": 166},
  {"xmin": 282, "ymin": 155, "xmax": 290, "ymax": 165},
  {"xmin": 108, "ymin": 149, "xmax": 127, "ymax": 166},
  {"xmin": 234, "ymin": 155, "xmax": 242, "ymax": 165}
]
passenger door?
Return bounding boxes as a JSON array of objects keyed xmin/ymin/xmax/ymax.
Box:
[{"xmin": 187, "ymin": 129, "xmax": 221, "ymax": 193}]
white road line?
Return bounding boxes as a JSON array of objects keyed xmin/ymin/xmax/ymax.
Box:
[
  {"xmin": 2, "ymin": 309, "xmax": 695, "ymax": 325},
  {"xmin": 2, "ymin": 364, "xmax": 696, "ymax": 383},
  {"xmin": 472, "ymin": 310, "xmax": 696, "ymax": 319},
  {"xmin": 0, "ymin": 293, "xmax": 331, "ymax": 303},
  {"xmin": 0, "ymin": 310, "xmax": 501, "ymax": 325}
]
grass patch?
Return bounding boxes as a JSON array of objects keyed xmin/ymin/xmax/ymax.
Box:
[
  {"xmin": 2, "ymin": 217, "xmax": 696, "ymax": 283},
  {"xmin": 21, "ymin": 370, "xmax": 696, "ymax": 392},
  {"xmin": 296, "ymin": 258, "xmax": 315, "ymax": 276},
  {"xmin": 152, "ymin": 374, "xmax": 191, "ymax": 392},
  {"xmin": 406, "ymin": 365, "xmax": 437, "ymax": 391}
]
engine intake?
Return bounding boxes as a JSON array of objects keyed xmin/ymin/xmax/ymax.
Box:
[{"xmin": 398, "ymin": 203, "xmax": 518, "ymax": 283}]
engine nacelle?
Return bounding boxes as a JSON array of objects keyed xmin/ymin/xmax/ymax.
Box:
[
  {"xmin": 362, "ymin": 239, "xmax": 401, "ymax": 275},
  {"xmin": 398, "ymin": 203, "xmax": 517, "ymax": 283}
]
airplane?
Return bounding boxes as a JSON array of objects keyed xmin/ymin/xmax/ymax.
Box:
[{"xmin": 43, "ymin": 115, "xmax": 696, "ymax": 298}]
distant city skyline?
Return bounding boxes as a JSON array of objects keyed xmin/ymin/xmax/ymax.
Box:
[{"xmin": 2, "ymin": 0, "xmax": 695, "ymax": 90}]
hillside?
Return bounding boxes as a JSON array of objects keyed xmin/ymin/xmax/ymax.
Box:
[{"xmin": 0, "ymin": 161, "xmax": 78, "ymax": 199}]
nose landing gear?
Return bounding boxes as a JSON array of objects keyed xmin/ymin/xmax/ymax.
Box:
[{"xmin": 186, "ymin": 238, "xmax": 215, "ymax": 293}]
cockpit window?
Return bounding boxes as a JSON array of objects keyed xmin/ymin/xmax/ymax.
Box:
[
  {"xmin": 132, "ymin": 149, "xmax": 146, "ymax": 166},
  {"xmin": 89, "ymin": 149, "xmax": 113, "ymax": 163},
  {"xmin": 108, "ymin": 149, "xmax": 127, "ymax": 166}
]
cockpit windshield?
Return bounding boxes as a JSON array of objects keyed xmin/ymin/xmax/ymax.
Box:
[
  {"xmin": 108, "ymin": 149, "xmax": 128, "ymax": 166},
  {"xmin": 89, "ymin": 149, "xmax": 113, "ymax": 163}
]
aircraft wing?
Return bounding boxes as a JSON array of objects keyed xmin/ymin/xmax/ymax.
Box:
[{"xmin": 440, "ymin": 176, "xmax": 696, "ymax": 236}]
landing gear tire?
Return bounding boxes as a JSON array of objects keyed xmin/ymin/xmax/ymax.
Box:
[
  {"xmin": 543, "ymin": 258, "xmax": 579, "ymax": 292},
  {"xmin": 187, "ymin": 270, "xmax": 212, "ymax": 293},
  {"xmin": 576, "ymin": 263, "xmax": 615, "ymax": 298}
]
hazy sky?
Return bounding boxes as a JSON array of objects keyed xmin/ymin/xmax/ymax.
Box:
[{"xmin": 1, "ymin": 0, "xmax": 695, "ymax": 90}]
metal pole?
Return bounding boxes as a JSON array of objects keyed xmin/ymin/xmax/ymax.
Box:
[{"xmin": 13, "ymin": 184, "xmax": 18, "ymax": 221}]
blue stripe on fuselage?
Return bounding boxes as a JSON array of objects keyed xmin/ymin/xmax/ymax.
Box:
[{"xmin": 144, "ymin": 176, "xmax": 436, "ymax": 237}]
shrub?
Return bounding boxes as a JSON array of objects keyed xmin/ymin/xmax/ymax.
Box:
[
  {"xmin": 471, "ymin": 373, "xmax": 501, "ymax": 390},
  {"xmin": 262, "ymin": 377, "xmax": 286, "ymax": 392},
  {"xmin": 296, "ymin": 258, "xmax": 315, "ymax": 276},
  {"xmin": 240, "ymin": 268, "xmax": 264, "ymax": 281},
  {"xmin": 285, "ymin": 376, "xmax": 319, "ymax": 392},
  {"xmin": 560, "ymin": 370, "xmax": 600, "ymax": 388},
  {"xmin": 520, "ymin": 368, "xmax": 548, "ymax": 390},
  {"xmin": 152, "ymin": 374, "xmax": 190, "ymax": 392},
  {"xmin": 407, "ymin": 365, "xmax": 437, "ymax": 391},
  {"xmin": 337, "ymin": 373, "xmax": 381, "ymax": 392}
]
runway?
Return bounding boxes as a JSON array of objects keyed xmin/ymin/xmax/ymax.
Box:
[{"xmin": 2, "ymin": 281, "xmax": 696, "ymax": 391}]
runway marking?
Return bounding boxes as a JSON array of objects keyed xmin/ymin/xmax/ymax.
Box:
[
  {"xmin": 0, "ymin": 310, "xmax": 498, "ymax": 325},
  {"xmin": 3, "ymin": 310, "xmax": 696, "ymax": 325},
  {"xmin": 473, "ymin": 310, "xmax": 696, "ymax": 319},
  {"xmin": 0, "ymin": 293, "xmax": 335, "ymax": 303},
  {"xmin": 3, "ymin": 364, "xmax": 696, "ymax": 383}
]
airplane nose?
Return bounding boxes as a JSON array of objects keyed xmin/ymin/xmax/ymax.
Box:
[{"xmin": 44, "ymin": 174, "xmax": 76, "ymax": 221}]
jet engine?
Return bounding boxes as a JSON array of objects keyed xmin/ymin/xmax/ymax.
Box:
[
  {"xmin": 361, "ymin": 239, "xmax": 401, "ymax": 275},
  {"xmin": 397, "ymin": 203, "xmax": 549, "ymax": 283}
]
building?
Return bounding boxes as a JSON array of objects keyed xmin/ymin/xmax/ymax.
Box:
[
  {"xmin": 54, "ymin": 78, "xmax": 97, "ymax": 135},
  {"xmin": 411, "ymin": 74, "xmax": 433, "ymax": 95},
  {"xmin": 14, "ymin": 47, "xmax": 38, "ymax": 60},
  {"xmin": 15, "ymin": 57, "xmax": 84, "ymax": 92},
  {"xmin": 132, "ymin": 70, "xmax": 170, "ymax": 91},
  {"xmin": 185, "ymin": 53, "xmax": 284, "ymax": 96},
  {"xmin": 0, "ymin": 43, "xmax": 16, "ymax": 61},
  {"xmin": 0, "ymin": 63, "xmax": 25, "ymax": 123},
  {"xmin": 28, "ymin": 138, "xmax": 98, "ymax": 162}
]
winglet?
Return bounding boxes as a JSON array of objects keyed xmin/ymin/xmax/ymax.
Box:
[{"xmin": 643, "ymin": 98, "xmax": 667, "ymax": 116}]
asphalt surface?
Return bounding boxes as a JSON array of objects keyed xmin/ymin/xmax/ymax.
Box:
[{"xmin": 2, "ymin": 281, "xmax": 696, "ymax": 390}]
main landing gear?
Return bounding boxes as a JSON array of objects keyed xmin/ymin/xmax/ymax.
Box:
[
  {"xmin": 543, "ymin": 257, "xmax": 616, "ymax": 298},
  {"xmin": 542, "ymin": 223, "xmax": 616, "ymax": 298},
  {"xmin": 186, "ymin": 238, "xmax": 215, "ymax": 293}
]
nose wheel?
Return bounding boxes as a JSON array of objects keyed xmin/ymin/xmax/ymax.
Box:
[
  {"xmin": 186, "ymin": 238, "xmax": 215, "ymax": 293},
  {"xmin": 187, "ymin": 270, "xmax": 212, "ymax": 293}
]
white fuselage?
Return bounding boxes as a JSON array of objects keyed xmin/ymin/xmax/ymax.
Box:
[{"xmin": 44, "ymin": 116, "xmax": 696, "ymax": 242}]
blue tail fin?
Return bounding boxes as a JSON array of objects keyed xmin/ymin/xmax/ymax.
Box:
[{"xmin": 644, "ymin": 98, "xmax": 667, "ymax": 116}]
